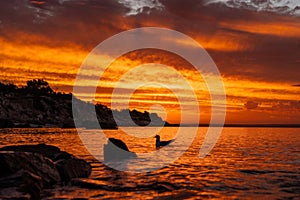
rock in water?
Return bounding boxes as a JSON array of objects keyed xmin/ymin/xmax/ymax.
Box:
[
  {"xmin": 0, "ymin": 144, "xmax": 92, "ymax": 183},
  {"xmin": 104, "ymin": 138, "xmax": 137, "ymax": 161},
  {"xmin": 0, "ymin": 169, "xmax": 42, "ymax": 199},
  {"xmin": 108, "ymin": 138, "xmax": 131, "ymax": 151},
  {"xmin": 0, "ymin": 151, "xmax": 61, "ymax": 186},
  {"xmin": 0, "ymin": 144, "xmax": 92, "ymax": 199},
  {"xmin": 55, "ymin": 157, "xmax": 92, "ymax": 182},
  {"xmin": 0, "ymin": 143, "xmax": 61, "ymax": 160}
]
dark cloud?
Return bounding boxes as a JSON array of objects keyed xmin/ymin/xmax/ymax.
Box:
[
  {"xmin": 271, "ymin": 100, "xmax": 300, "ymax": 111},
  {"xmin": 238, "ymin": 99, "xmax": 300, "ymax": 112},
  {"xmin": 244, "ymin": 101, "xmax": 259, "ymax": 110},
  {"xmin": 117, "ymin": 0, "xmax": 164, "ymax": 16},
  {"xmin": 290, "ymin": 101, "xmax": 300, "ymax": 109},
  {"xmin": 205, "ymin": 0, "xmax": 300, "ymax": 17},
  {"xmin": 0, "ymin": 0, "xmax": 299, "ymax": 83}
]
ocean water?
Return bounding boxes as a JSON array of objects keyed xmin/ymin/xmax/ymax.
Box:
[{"xmin": 0, "ymin": 127, "xmax": 299, "ymax": 199}]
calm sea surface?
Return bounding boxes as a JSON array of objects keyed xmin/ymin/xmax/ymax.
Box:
[{"xmin": 0, "ymin": 127, "xmax": 299, "ymax": 199}]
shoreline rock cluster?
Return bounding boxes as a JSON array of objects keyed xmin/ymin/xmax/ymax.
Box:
[{"xmin": 0, "ymin": 144, "xmax": 91, "ymax": 199}]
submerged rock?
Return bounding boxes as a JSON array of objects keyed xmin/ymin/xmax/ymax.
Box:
[{"xmin": 0, "ymin": 144, "xmax": 91, "ymax": 199}]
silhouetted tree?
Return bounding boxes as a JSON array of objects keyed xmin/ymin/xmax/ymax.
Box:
[
  {"xmin": 0, "ymin": 82, "xmax": 17, "ymax": 94},
  {"xmin": 25, "ymin": 79, "xmax": 53, "ymax": 95}
]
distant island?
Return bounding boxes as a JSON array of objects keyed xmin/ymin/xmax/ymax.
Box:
[{"xmin": 0, "ymin": 79, "xmax": 174, "ymax": 129}]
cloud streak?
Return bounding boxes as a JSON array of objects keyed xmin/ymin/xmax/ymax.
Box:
[
  {"xmin": 117, "ymin": 0, "xmax": 164, "ymax": 16},
  {"xmin": 205, "ymin": 0, "xmax": 300, "ymax": 17},
  {"xmin": 244, "ymin": 101, "xmax": 259, "ymax": 110}
]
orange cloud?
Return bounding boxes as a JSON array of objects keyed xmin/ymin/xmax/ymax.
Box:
[
  {"xmin": 219, "ymin": 20, "xmax": 300, "ymax": 37},
  {"xmin": 0, "ymin": 34, "xmax": 88, "ymax": 86}
]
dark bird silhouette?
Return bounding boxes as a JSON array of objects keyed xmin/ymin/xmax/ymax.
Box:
[{"xmin": 155, "ymin": 135, "xmax": 174, "ymax": 148}]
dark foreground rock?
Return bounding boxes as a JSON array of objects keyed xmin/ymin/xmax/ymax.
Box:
[
  {"xmin": 0, "ymin": 151, "xmax": 61, "ymax": 186},
  {"xmin": 0, "ymin": 143, "xmax": 61, "ymax": 160},
  {"xmin": 0, "ymin": 119, "xmax": 14, "ymax": 128},
  {"xmin": 56, "ymin": 156, "xmax": 92, "ymax": 182},
  {"xmin": 0, "ymin": 169, "xmax": 42, "ymax": 199},
  {"xmin": 0, "ymin": 144, "xmax": 91, "ymax": 200}
]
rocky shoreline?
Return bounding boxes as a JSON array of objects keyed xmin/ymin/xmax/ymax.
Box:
[
  {"xmin": 0, "ymin": 79, "xmax": 170, "ymax": 129},
  {"xmin": 0, "ymin": 144, "xmax": 92, "ymax": 199}
]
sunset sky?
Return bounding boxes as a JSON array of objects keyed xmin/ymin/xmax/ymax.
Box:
[{"xmin": 0, "ymin": 0, "xmax": 299, "ymax": 124}]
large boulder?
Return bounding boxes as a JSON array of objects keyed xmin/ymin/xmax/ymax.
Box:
[
  {"xmin": 55, "ymin": 157, "xmax": 92, "ymax": 182},
  {"xmin": 0, "ymin": 169, "xmax": 42, "ymax": 200},
  {"xmin": 0, "ymin": 143, "xmax": 61, "ymax": 160},
  {"xmin": 104, "ymin": 138, "xmax": 137, "ymax": 161},
  {"xmin": 0, "ymin": 144, "xmax": 92, "ymax": 199},
  {"xmin": 0, "ymin": 144, "xmax": 92, "ymax": 183},
  {"xmin": 0, "ymin": 151, "xmax": 61, "ymax": 186}
]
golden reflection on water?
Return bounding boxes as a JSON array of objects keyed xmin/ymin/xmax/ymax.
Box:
[{"xmin": 0, "ymin": 127, "xmax": 299, "ymax": 199}]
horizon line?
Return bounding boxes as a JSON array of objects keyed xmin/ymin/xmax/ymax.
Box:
[{"xmin": 165, "ymin": 123, "xmax": 300, "ymax": 128}]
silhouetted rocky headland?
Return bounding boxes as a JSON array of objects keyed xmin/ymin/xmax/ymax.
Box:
[{"xmin": 0, "ymin": 79, "xmax": 169, "ymax": 129}]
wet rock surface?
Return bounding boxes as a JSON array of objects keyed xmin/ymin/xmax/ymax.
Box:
[
  {"xmin": 0, "ymin": 144, "xmax": 91, "ymax": 200},
  {"xmin": 0, "ymin": 151, "xmax": 61, "ymax": 186},
  {"xmin": 55, "ymin": 157, "xmax": 92, "ymax": 182},
  {"xmin": 0, "ymin": 169, "xmax": 42, "ymax": 199}
]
